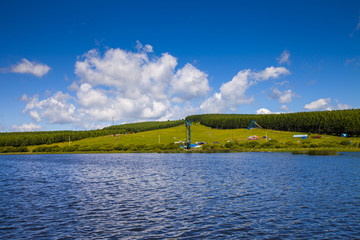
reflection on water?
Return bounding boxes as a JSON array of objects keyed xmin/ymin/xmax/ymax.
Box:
[{"xmin": 0, "ymin": 153, "xmax": 360, "ymax": 239}]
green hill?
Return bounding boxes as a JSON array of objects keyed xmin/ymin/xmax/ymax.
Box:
[
  {"xmin": 186, "ymin": 109, "xmax": 360, "ymax": 136},
  {"xmin": 1, "ymin": 110, "xmax": 360, "ymax": 153},
  {"xmin": 17, "ymin": 123, "xmax": 360, "ymax": 153}
]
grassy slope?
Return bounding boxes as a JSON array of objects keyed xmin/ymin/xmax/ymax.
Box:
[{"xmin": 28, "ymin": 123, "xmax": 359, "ymax": 151}]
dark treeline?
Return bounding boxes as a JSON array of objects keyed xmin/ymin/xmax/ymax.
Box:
[
  {"xmin": 103, "ymin": 120, "xmax": 184, "ymax": 132},
  {"xmin": 185, "ymin": 109, "xmax": 360, "ymax": 136},
  {"xmin": 0, "ymin": 120, "xmax": 184, "ymax": 147},
  {"xmin": 0, "ymin": 130, "xmax": 109, "ymax": 147}
]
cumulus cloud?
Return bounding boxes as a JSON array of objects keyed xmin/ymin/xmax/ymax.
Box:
[
  {"xmin": 11, "ymin": 123, "xmax": 41, "ymax": 132},
  {"xmin": 171, "ymin": 63, "xmax": 210, "ymax": 101},
  {"xmin": 252, "ymin": 66, "xmax": 290, "ymax": 82},
  {"xmin": 76, "ymin": 83, "xmax": 108, "ymax": 107},
  {"xmin": 304, "ymin": 98, "xmax": 333, "ymax": 111},
  {"xmin": 304, "ymin": 98, "xmax": 354, "ymax": 111},
  {"xmin": 29, "ymin": 110, "xmax": 41, "ymax": 122},
  {"xmin": 256, "ymin": 108, "xmax": 282, "ymax": 114},
  {"xmin": 72, "ymin": 46, "xmax": 209, "ymax": 123},
  {"xmin": 277, "ymin": 50, "xmax": 290, "ymax": 65},
  {"xmin": 23, "ymin": 92, "xmax": 77, "ymax": 124},
  {"xmin": 256, "ymin": 108, "xmax": 272, "ymax": 114},
  {"xmin": 200, "ymin": 67, "xmax": 289, "ymax": 113},
  {"xmin": 21, "ymin": 43, "xmax": 210, "ymax": 127},
  {"xmin": 17, "ymin": 43, "xmax": 297, "ymax": 129},
  {"xmin": 269, "ymin": 87, "xmax": 296, "ymax": 103},
  {"xmin": 135, "ymin": 40, "xmax": 153, "ymax": 53},
  {"xmin": 10, "ymin": 58, "xmax": 50, "ymax": 77}
]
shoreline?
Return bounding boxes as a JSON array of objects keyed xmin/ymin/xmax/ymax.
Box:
[{"xmin": 1, "ymin": 147, "xmax": 359, "ymax": 155}]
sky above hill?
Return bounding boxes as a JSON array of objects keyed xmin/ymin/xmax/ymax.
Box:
[{"xmin": 1, "ymin": 0, "xmax": 360, "ymax": 131}]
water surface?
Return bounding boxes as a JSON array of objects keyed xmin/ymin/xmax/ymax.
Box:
[{"xmin": 1, "ymin": 153, "xmax": 359, "ymax": 239}]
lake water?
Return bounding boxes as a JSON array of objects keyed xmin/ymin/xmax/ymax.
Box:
[{"xmin": 0, "ymin": 153, "xmax": 359, "ymax": 239}]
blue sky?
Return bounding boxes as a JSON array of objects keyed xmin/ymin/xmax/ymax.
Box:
[{"xmin": 1, "ymin": 0, "xmax": 359, "ymax": 131}]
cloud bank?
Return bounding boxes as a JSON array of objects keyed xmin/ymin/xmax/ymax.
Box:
[
  {"xmin": 22, "ymin": 44, "xmax": 212, "ymax": 128},
  {"xmin": 18, "ymin": 43, "xmax": 352, "ymax": 131},
  {"xmin": 11, "ymin": 123, "xmax": 41, "ymax": 132},
  {"xmin": 304, "ymin": 98, "xmax": 353, "ymax": 111},
  {"xmin": 200, "ymin": 67, "xmax": 290, "ymax": 113}
]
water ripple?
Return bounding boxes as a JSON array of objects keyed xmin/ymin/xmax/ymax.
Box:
[{"xmin": 0, "ymin": 153, "xmax": 360, "ymax": 239}]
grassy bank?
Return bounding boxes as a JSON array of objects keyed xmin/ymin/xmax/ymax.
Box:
[{"xmin": 1, "ymin": 123, "xmax": 360, "ymax": 154}]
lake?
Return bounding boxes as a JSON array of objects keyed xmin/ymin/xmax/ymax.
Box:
[{"xmin": 0, "ymin": 153, "xmax": 359, "ymax": 239}]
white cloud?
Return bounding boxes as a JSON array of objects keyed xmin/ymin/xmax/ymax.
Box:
[
  {"xmin": 304, "ymin": 98, "xmax": 353, "ymax": 111},
  {"xmin": 135, "ymin": 40, "xmax": 154, "ymax": 53},
  {"xmin": 200, "ymin": 67, "xmax": 289, "ymax": 113},
  {"xmin": 171, "ymin": 63, "xmax": 210, "ymax": 101},
  {"xmin": 21, "ymin": 44, "xmax": 211, "ymax": 127},
  {"xmin": 252, "ymin": 66, "xmax": 290, "ymax": 82},
  {"xmin": 256, "ymin": 108, "xmax": 282, "ymax": 114},
  {"xmin": 23, "ymin": 92, "xmax": 77, "ymax": 124},
  {"xmin": 29, "ymin": 110, "xmax": 41, "ymax": 122},
  {"xmin": 277, "ymin": 50, "xmax": 290, "ymax": 65},
  {"xmin": 17, "ymin": 44, "xmax": 295, "ymax": 129},
  {"xmin": 10, "ymin": 58, "xmax": 50, "ymax": 77},
  {"xmin": 76, "ymin": 83, "xmax": 108, "ymax": 107},
  {"xmin": 11, "ymin": 123, "xmax": 41, "ymax": 132},
  {"xmin": 277, "ymin": 80, "xmax": 289, "ymax": 86},
  {"xmin": 269, "ymin": 87, "xmax": 296, "ymax": 103},
  {"xmin": 72, "ymin": 45, "xmax": 209, "ymax": 123},
  {"xmin": 281, "ymin": 105, "xmax": 289, "ymax": 111},
  {"xmin": 256, "ymin": 108, "xmax": 272, "ymax": 114},
  {"xmin": 337, "ymin": 103, "xmax": 353, "ymax": 110},
  {"xmin": 158, "ymin": 103, "xmax": 199, "ymax": 122},
  {"xmin": 304, "ymin": 98, "xmax": 333, "ymax": 111},
  {"xmin": 74, "ymin": 48, "xmax": 177, "ymax": 100}
]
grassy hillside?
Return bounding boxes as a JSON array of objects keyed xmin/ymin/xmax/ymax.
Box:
[
  {"xmin": 22, "ymin": 123, "xmax": 360, "ymax": 153},
  {"xmin": 186, "ymin": 109, "xmax": 360, "ymax": 136},
  {"xmin": 0, "ymin": 120, "xmax": 184, "ymax": 147}
]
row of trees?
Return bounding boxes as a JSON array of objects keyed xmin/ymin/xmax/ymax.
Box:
[
  {"xmin": 186, "ymin": 109, "xmax": 360, "ymax": 136},
  {"xmin": 103, "ymin": 120, "xmax": 184, "ymax": 132},
  {"xmin": 0, "ymin": 120, "xmax": 184, "ymax": 147},
  {"xmin": 0, "ymin": 130, "xmax": 106, "ymax": 147}
]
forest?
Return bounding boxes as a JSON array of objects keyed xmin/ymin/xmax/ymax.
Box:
[
  {"xmin": 0, "ymin": 120, "xmax": 184, "ymax": 147},
  {"xmin": 185, "ymin": 109, "xmax": 360, "ymax": 136},
  {"xmin": 103, "ymin": 120, "xmax": 184, "ymax": 132}
]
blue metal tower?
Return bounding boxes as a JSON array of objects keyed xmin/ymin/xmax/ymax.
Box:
[{"xmin": 185, "ymin": 121, "xmax": 191, "ymax": 149}]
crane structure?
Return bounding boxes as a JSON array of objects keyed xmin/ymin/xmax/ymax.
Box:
[
  {"xmin": 247, "ymin": 120, "xmax": 263, "ymax": 130},
  {"xmin": 184, "ymin": 120, "xmax": 192, "ymax": 149}
]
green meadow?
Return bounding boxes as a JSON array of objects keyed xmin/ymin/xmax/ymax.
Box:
[{"xmin": 22, "ymin": 123, "xmax": 359, "ymax": 153}]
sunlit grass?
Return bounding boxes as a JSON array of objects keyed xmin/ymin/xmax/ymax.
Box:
[{"xmin": 31, "ymin": 123, "xmax": 359, "ymax": 151}]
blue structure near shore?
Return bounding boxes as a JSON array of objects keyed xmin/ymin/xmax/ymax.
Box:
[
  {"xmin": 247, "ymin": 120, "xmax": 263, "ymax": 130},
  {"xmin": 181, "ymin": 121, "xmax": 196, "ymax": 149},
  {"xmin": 293, "ymin": 134, "xmax": 308, "ymax": 139}
]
